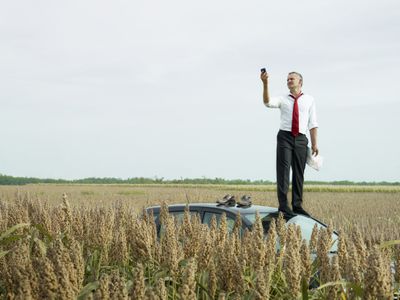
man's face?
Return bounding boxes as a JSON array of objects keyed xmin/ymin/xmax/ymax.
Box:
[{"xmin": 287, "ymin": 74, "xmax": 302, "ymax": 90}]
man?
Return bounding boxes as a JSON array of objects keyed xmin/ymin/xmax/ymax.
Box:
[{"xmin": 260, "ymin": 71, "xmax": 318, "ymax": 216}]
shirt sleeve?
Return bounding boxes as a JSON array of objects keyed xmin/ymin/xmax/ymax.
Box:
[
  {"xmin": 264, "ymin": 95, "xmax": 283, "ymax": 108},
  {"xmin": 308, "ymin": 98, "xmax": 318, "ymax": 130}
]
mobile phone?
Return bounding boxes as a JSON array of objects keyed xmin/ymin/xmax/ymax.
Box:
[{"xmin": 260, "ymin": 68, "xmax": 266, "ymax": 73}]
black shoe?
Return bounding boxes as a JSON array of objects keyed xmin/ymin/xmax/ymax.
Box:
[
  {"xmin": 237, "ymin": 195, "xmax": 252, "ymax": 207},
  {"xmin": 293, "ymin": 207, "xmax": 310, "ymax": 217},
  {"xmin": 278, "ymin": 206, "xmax": 295, "ymax": 216},
  {"xmin": 225, "ymin": 196, "xmax": 236, "ymax": 207},
  {"xmin": 217, "ymin": 194, "xmax": 236, "ymax": 206}
]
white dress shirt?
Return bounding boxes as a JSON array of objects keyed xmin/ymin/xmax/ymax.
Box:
[{"xmin": 265, "ymin": 93, "xmax": 318, "ymax": 134}]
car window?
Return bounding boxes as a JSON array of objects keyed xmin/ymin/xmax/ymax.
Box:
[
  {"xmin": 149, "ymin": 209, "xmax": 200, "ymax": 237},
  {"xmin": 151, "ymin": 212, "xmax": 159, "ymax": 223},
  {"xmin": 170, "ymin": 211, "xmax": 200, "ymax": 224},
  {"xmin": 148, "ymin": 209, "xmax": 198, "ymax": 222},
  {"xmin": 242, "ymin": 212, "xmax": 270, "ymax": 224},
  {"xmin": 203, "ymin": 212, "xmax": 236, "ymax": 233},
  {"xmin": 287, "ymin": 216, "xmax": 338, "ymax": 252},
  {"xmin": 242, "ymin": 212, "xmax": 275, "ymax": 234}
]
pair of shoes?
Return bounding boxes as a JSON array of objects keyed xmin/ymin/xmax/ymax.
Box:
[
  {"xmin": 216, "ymin": 194, "xmax": 236, "ymax": 206},
  {"xmin": 237, "ymin": 195, "xmax": 252, "ymax": 207},
  {"xmin": 278, "ymin": 206, "xmax": 295, "ymax": 216},
  {"xmin": 293, "ymin": 207, "xmax": 311, "ymax": 217}
]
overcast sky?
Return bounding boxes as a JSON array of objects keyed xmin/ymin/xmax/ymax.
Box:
[{"xmin": 1, "ymin": 0, "xmax": 399, "ymax": 182}]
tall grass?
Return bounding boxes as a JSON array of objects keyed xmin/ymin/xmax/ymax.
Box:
[{"xmin": 0, "ymin": 191, "xmax": 399, "ymax": 299}]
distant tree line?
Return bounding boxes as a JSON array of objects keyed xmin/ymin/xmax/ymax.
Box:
[{"xmin": 0, "ymin": 174, "xmax": 399, "ymax": 186}]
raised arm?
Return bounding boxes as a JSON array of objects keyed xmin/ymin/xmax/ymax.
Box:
[{"xmin": 260, "ymin": 71, "xmax": 270, "ymax": 105}]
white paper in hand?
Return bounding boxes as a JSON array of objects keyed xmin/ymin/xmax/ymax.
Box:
[{"xmin": 306, "ymin": 148, "xmax": 323, "ymax": 171}]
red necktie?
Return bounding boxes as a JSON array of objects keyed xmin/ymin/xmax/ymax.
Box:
[{"xmin": 290, "ymin": 93, "xmax": 303, "ymax": 137}]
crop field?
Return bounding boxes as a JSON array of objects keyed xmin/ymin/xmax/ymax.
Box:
[{"xmin": 0, "ymin": 184, "xmax": 399, "ymax": 299}]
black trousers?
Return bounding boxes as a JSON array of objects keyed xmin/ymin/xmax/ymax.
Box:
[{"xmin": 276, "ymin": 130, "xmax": 308, "ymax": 210}]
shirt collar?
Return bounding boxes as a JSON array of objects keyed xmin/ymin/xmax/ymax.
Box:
[{"xmin": 289, "ymin": 92, "xmax": 304, "ymax": 100}]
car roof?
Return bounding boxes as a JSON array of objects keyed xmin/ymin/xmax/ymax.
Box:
[{"xmin": 146, "ymin": 203, "xmax": 279, "ymax": 214}]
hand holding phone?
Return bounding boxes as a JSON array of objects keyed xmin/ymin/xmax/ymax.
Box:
[{"xmin": 260, "ymin": 68, "xmax": 268, "ymax": 83}]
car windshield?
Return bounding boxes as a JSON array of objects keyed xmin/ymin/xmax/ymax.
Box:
[{"xmin": 243, "ymin": 212, "xmax": 338, "ymax": 252}]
